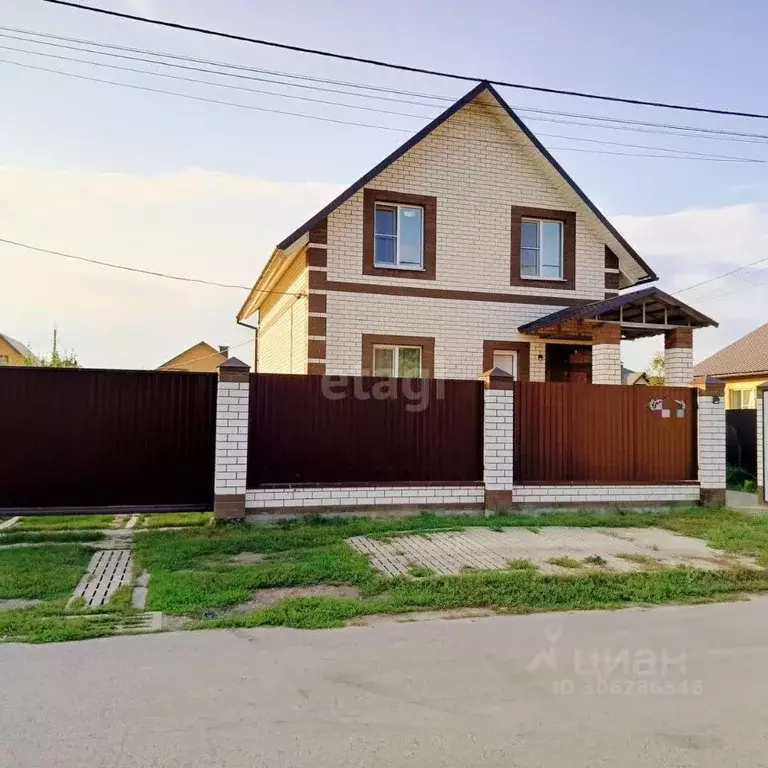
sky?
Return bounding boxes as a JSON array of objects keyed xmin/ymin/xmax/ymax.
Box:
[{"xmin": 2, "ymin": 0, "xmax": 768, "ymax": 371}]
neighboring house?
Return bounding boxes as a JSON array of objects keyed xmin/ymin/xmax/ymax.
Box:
[
  {"xmin": 0, "ymin": 333, "xmax": 37, "ymax": 366},
  {"xmin": 158, "ymin": 342, "xmax": 229, "ymax": 373},
  {"xmin": 694, "ymin": 321, "xmax": 768, "ymax": 409},
  {"xmin": 238, "ymin": 81, "xmax": 715, "ymax": 385},
  {"xmin": 621, "ymin": 366, "xmax": 649, "ymax": 386}
]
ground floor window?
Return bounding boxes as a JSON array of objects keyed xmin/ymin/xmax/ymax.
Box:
[
  {"xmin": 730, "ymin": 389, "xmax": 756, "ymax": 409},
  {"xmin": 372, "ymin": 345, "xmax": 422, "ymax": 377},
  {"xmin": 492, "ymin": 350, "xmax": 518, "ymax": 378}
]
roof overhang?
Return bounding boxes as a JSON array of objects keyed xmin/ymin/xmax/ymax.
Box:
[
  {"xmin": 236, "ymin": 234, "xmax": 308, "ymax": 322},
  {"xmin": 518, "ymin": 287, "xmax": 718, "ymax": 341}
]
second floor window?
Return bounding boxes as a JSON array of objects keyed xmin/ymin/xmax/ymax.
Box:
[
  {"xmin": 374, "ymin": 204, "xmax": 424, "ymax": 269},
  {"xmin": 521, "ymin": 218, "xmax": 563, "ymax": 280}
]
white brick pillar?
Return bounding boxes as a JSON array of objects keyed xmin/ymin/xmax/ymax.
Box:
[
  {"xmin": 591, "ymin": 323, "xmax": 621, "ymax": 384},
  {"xmin": 759, "ymin": 384, "xmax": 767, "ymax": 506},
  {"xmin": 664, "ymin": 328, "xmax": 694, "ymax": 386},
  {"xmin": 692, "ymin": 375, "xmax": 726, "ymax": 506},
  {"xmin": 214, "ymin": 357, "xmax": 251, "ymax": 520},
  {"xmin": 479, "ymin": 367, "xmax": 515, "ymax": 511}
]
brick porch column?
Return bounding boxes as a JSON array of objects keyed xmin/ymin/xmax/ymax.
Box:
[
  {"xmin": 591, "ymin": 322, "xmax": 621, "ymax": 384},
  {"xmin": 214, "ymin": 357, "xmax": 251, "ymax": 520},
  {"xmin": 759, "ymin": 383, "xmax": 768, "ymax": 505},
  {"xmin": 479, "ymin": 367, "xmax": 515, "ymax": 511},
  {"xmin": 664, "ymin": 327, "xmax": 694, "ymax": 386},
  {"xmin": 691, "ymin": 375, "xmax": 726, "ymax": 506}
]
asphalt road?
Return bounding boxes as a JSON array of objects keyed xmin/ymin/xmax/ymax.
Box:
[{"xmin": 3, "ymin": 599, "xmax": 768, "ymax": 767}]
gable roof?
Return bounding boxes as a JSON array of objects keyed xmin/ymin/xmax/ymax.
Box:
[
  {"xmin": 518, "ymin": 286, "xmax": 717, "ymax": 338},
  {"xmin": 0, "ymin": 333, "xmax": 36, "ymax": 363},
  {"xmin": 158, "ymin": 341, "xmax": 226, "ymax": 371},
  {"xmin": 273, "ymin": 80, "xmax": 658, "ymax": 280},
  {"xmin": 694, "ymin": 321, "xmax": 768, "ymax": 377}
]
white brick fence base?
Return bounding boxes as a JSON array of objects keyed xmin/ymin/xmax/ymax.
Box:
[{"xmin": 246, "ymin": 485, "xmax": 485, "ymax": 516}]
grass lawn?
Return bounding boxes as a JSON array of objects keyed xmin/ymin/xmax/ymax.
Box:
[
  {"xmin": 131, "ymin": 507, "xmax": 768, "ymax": 631},
  {"xmin": 15, "ymin": 514, "xmax": 114, "ymax": 532},
  {"xmin": 138, "ymin": 512, "xmax": 213, "ymax": 529},
  {"xmin": 0, "ymin": 531, "xmax": 105, "ymax": 546},
  {"xmin": 0, "ymin": 545, "xmax": 92, "ymax": 601}
]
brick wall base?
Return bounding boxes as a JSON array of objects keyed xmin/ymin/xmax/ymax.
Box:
[
  {"xmin": 243, "ymin": 483, "xmax": 700, "ymax": 518},
  {"xmin": 700, "ymin": 488, "xmax": 726, "ymax": 506},
  {"xmin": 214, "ymin": 493, "xmax": 246, "ymax": 520}
]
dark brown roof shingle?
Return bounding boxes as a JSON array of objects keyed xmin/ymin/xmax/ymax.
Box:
[{"xmin": 694, "ymin": 321, "xmax": 768, "ymax": 377}]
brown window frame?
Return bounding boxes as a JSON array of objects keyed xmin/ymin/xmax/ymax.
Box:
[
  {"xmin": 482, "ymin": 341, "xmax": 530, "ymax": 381},
  {"xmin": 361, "ymin": 334, "xmax": 435, "ymax": 378},
  {"xmin": 363, "ymin": 188, "xmax": 437, "ymax": 280},
  {"xmin": 510, "ymin": 206, "xmax": 576, "ymax": 291}
]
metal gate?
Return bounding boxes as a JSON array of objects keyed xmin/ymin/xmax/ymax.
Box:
[
  {"xmin": 0, "ymin": 367, "xmax": 217, "ymax": 511},
  {"xmin": 514, "ymin": 381, "xmax": 698, "ymax": 484}
]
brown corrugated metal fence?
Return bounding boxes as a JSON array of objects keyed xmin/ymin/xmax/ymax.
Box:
[
  {"xmin": 247, "ymin": 374, "xmax": 483, "ymax": 485},
  {"xmin": 514, "ymin": 381, "xmax": 697, "ymax": 484},
  {"xmin": 0, "ymin": 367, "xmax": 217, "ymax": 510}
]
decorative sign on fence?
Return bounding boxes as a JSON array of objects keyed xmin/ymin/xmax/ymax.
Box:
[{"xmin": 648, "ymin": 398, "xmax": 686, "ymax": 419}]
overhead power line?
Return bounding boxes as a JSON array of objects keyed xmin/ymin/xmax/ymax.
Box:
[
  {"xmin": 0, "ymin": 237, "xmax": 303, "ymax": 297},
  {"xmin": 9, "ymin": 26, "xmax": 768, "ymax": 147},
  {"xmin": 672, "ymin": 255, "xmax": 768, "ymax": 295},
  {"xmin": 42, "ymin": 0, "xmax": 768, "ymax": 120},
  {"xmin": 2, "ymin": 57, "xmax": 764, "ymax": 164},
  {"xmin": 3, "ymin": 42, "xmax": 762, "ymax": 164}
]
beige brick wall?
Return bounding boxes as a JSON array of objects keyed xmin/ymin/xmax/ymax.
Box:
[
  {"xmin": 325, "ymin": 291, "xmax": 566, "ymax": 378},
  {"xmin": 257, "ymin": 253, "xmax": 309, "ymax": 374},
  {"xmin": 326, "ymin": 99, "xmax": 611, "ymax": 301}
]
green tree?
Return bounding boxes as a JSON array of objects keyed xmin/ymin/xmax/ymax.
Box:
[
  {"xmin": 647, "ymin": 352, "xmax": 664, "ymax": 385},
  {"xmin": 25, "ymin": 329, "xmax": 79, "ymax": 368}
]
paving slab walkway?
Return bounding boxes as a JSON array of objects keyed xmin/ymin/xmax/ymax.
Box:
[{"xmin": 348, "ymin": 526, "xmax": 760, "ymax": 576}]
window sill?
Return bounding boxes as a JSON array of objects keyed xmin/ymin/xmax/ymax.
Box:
[
  {"xmin": 520, "ymin": 275, "xmax": 566, "ymax": 282},
  {"xmin": 373, "ymin": 263, "xmax": 425, "ymax": 272}
]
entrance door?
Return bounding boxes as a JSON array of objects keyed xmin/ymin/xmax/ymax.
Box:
[{"xmin": 546, "ymin": 344, "xmax": 592, "ymax": 383}]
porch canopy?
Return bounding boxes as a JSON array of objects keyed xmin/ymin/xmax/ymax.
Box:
[{"xmin": 518, "ymin": 286, "xmax": 717, "ymax": 341}]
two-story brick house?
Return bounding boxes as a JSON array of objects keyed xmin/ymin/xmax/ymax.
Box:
[{"xmin": 238, "ymin": 81, "xmax": 715, "ymax": 385}]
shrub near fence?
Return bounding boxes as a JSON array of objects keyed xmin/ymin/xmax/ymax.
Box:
[{"xmin": 246, "ymin": 373, "xmax": 484, "ymax": 486}]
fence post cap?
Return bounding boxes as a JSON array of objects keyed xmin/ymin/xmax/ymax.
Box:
[
  {"xmin": 689, "ymin": 374, "xmax": 725, "ymax": 397},
  {"xmin": 478, "ymin": 367, "xmax": 515, "ymax": 390},
  {"xmin": 218, "ymin": 357, "xmax": 250, "ymax": 371}
]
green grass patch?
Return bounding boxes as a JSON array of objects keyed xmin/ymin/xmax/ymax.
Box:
[
  {"xmin": 15, "ymin": 515, "xmax": 114, "ymax": 532},
  {"xmin": 407, "ymin": 565, "xmax": 435, "ymax": 578},
  {"xmin": 0, "ymin": 530, "xmax": 105, "ymax": 546},
  {"xmin": 616, "ymin": 553, "xmax": 664, "ymax": 570},
  {"xmin": 548, "ymin": 556, "xmax": 583, "ymax": 569},
  {"xmin": 139, "ymin": 512, "xmax": 213, "ymax": 529},
  {"xmin": 0, "ymin": 545, "xmax": 92, "ymax": 600},
  {"xmin": 507, "ymin": 559, "xmax": 536, "ymax": 571}
]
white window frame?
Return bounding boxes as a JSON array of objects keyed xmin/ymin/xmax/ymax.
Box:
[
  {"xmin": 373, "ymin": 203, "xmax": 425, "ymax": 271},
  {"xmin": 492, "ymin": 350, "xmax": 518, "ymax": 379},
  {"xmin": 520, "ymin": 217, "xmax": 564, "ymax": 280},
  {"xmin": 372, "ymin": 344, "xmax": 422, "ymax": 377}
]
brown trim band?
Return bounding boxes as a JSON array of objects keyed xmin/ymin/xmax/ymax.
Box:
[
  {"xmin": 310, "ymin": 271, "xmax": 592, "ymax": 307},
  {"xmin": 482, "ymin": 340, "xmax": 531, "ymax": 381},
  {"xmin": 363, "ymin": 188, "xmax": 437, "ymax": 280},
  {"xmin": 665, "ymin": 327, "xmax": 693, "ymax": 349},
  {"xmin": 361, "ymin": 333, "xmax": 435, "ymax": 377},
  {"xmin": 510, "ymin": 206, "xmax": 576, "ymax": 291}
]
